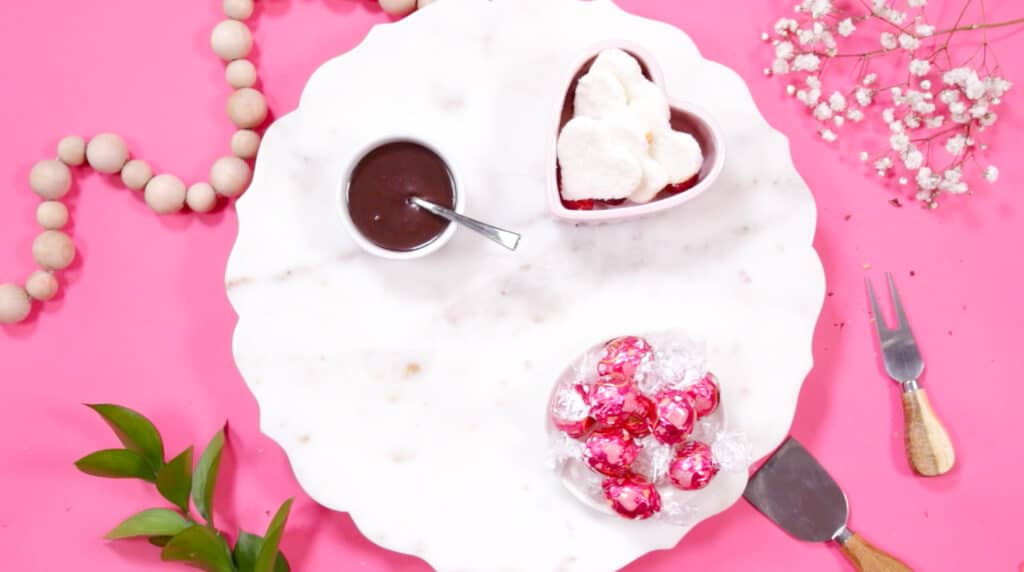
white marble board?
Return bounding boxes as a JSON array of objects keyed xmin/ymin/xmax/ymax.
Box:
[{"xmin": 225, "ymin": 1, "xmax": 825, "ymax": 570}]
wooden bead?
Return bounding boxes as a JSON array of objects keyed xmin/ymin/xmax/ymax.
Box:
[
  {"xmin": 25, "ymin": 271, "xmax": 58, "ymax": 301},
  {"xmin": 227, "ymin": 88, "xmax": 268, "ymax": 129},
  {"xmin": 36, "ymin": 201, "xmax": 69, "ymax": 230},
  {"xmin": 231, "ymin": 129, "xmax": 261, "ymax": 159},
  {"xmin": 0, "ymin": 283, "xmax": 32, "ymax": 324},
  {"xmin": 86, "ymin": 133, "xmax": 130, "ymax": 174},
  {"xmin": 223, "ymin": 0, "xmax": 254, "ymax": 20},
  {"xmin": 144, "ymin": 174, "xmax": 187, "ymax": 215},
  {"xmin": 121, "ymin": 159, "xmax": 154, "ymax": 190},
  {"xmin": 57, "ymin": 136, "xmax": 87, "ymax": 166},
  {"xmin": 186, "ymin": 182, "xmax": 218, "ymax": 213},
  {"xmin": 380, "ymin": 0, "xmax": 417, "ymax": 15},
  {"xmin": 210, "ymin": 156, "xmax": 252, "ymax": 198},
  {"xmin": 32, "ymin": 230, "xmax": 75, "ymax": 271},
  {"xmin": 211, "ymin": 19, "xmax": 253, "ymax": 61},
  {"xmin": 29, "ymin": 159, "xmax": 72, "ymax": 200},
  {"xmin": 225, "ymin": 59, "xmax": 257, "ymax": 89}
]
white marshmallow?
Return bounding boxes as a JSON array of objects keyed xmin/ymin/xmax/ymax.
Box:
[
  {"xmin": 651, "ymin": 127, "xmax": 703, "ymax": 185},
  {"xmin": 626, "ymin": 80, "xmax": 671, "ymax": 134},
  {"xmin": 591, "ymin": 48, "xmax": 646, "ymax": 91},
  {"xmin": 574, "ymin": 68, "xmax": 627, "ymax": 120},
  {"xmin": 603, "ymin": 107, "xmax": 649, "ymax": 161},
  {"xmin": 631, "ymin": 159, "xmax": 671, "ymax": 203},
  {"xmin": 557, "ymin": 117, "xmax": 643, "ymax": 201}
]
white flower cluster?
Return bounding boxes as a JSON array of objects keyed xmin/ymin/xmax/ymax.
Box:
[{"xmin": 764, "ymin": 0, "xmax": 1011, "ymax": 206}]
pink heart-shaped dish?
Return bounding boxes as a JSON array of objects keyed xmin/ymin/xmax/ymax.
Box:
[{"xmin": 548, "ymin": 42, "xmax": 725, "ymax": 222}]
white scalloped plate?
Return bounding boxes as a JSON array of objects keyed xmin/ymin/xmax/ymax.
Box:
[{"xmin": 225, "ymin": 1, "xmax": 825, "ymax": 570}]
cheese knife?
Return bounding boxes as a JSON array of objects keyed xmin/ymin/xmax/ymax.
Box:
[{"xmin": 743, "ymin": 438, "xmax": 912, "ymax": 572}]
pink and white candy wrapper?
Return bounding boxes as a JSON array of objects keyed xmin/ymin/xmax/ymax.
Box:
[
  {"xmin": 547, "ymin": 331, "xmax": 751, "ymax": 524},
  {"xmin": 668, "ymin": 441, "xmax": 719, "ymax": 491},
  {"xmin": 583, "ymin": 428, "xmax": 641, "ymax": 477}
]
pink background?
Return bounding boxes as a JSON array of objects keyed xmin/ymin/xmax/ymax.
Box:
[{"xmin": 1, "ymin": 1, "xmax": 1022, "ymax": 570}]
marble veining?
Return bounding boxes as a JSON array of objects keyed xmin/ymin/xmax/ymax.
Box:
[{"xmin": 225, "ymin": 1, "xmax": 825, "ymax": 570}]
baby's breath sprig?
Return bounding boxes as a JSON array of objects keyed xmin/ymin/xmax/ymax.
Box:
[{"xmin": 764, "ymin": 0, "xmax": 1020, "ymax": 207}]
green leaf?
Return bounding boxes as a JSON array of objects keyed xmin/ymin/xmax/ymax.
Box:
[
  {"xmin": 254, "ymin": 499, "xmax": 293, "ymax": 572},
  {"xmin": 233, "ymin": 531, "xmax": 290, "ymax": 572},
  {"xmin": 157, "ymin": 447, "xmax": 194, "ymax": 513},
  {"xmin": 75, "ymin": 449, "xmax": 157, "ymax": 482},
  {"xmin": 86, "ymin": 404, "xmax": 165, "ymax": 472},
  {"xmin": 149, "ymin": 536, "xmax": 173, "ymax": 547},
  {"xmin": 191, "ymin": 428, "xmax": 226, "ymax": 526},
  {"xmin": 105, "ymin": 508, "xmax": 190, "ymax": 540},
  {"xmin": 232, "ymin": 531, "xmax": 262, "ymax": 572},
  {"xmin": 161, "ymin": 525, "xmax": 235, "ymax": 572}
]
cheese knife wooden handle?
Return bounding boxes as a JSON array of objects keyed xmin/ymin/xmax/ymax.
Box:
[
  {"xmin": 902, "ymin": 386, "xmax": 955, "ymax": 477},
  {"xmin": 837, "ymin": 530, "xmax": 913, "ymax": 572}
]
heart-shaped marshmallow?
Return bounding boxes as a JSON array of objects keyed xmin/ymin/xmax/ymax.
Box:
[
  {"xmin": 632, "ymin": 158, "xmax": 670, "ymax": 203},
  {"xmin": 558, "ymin": 117, "xmax": 642, "ymax": 201},
  {"xmin": 591, "ymin": 48, "xmax": 646, "ymax": 91},
  {"xmin": 574, "ymin": 68, "xmax": 628, "ymax": 120},
  {"xmin": 624, "ymin": 80, "xmax": 671, "ymax": 134},
  {"xmin": 651, "ymin": 127, "xmax": 703, "ymax": 185},
  {"xmin": 602, "ymin": 107, "xmax": 649, "ymax": 161}
]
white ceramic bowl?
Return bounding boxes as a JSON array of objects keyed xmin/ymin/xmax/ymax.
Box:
[
  {"xmin": 337, "ymin": 136, "xmax": 464, "ymax": 260},
  {"xmin": 547, "ymin": 41, "xmax": 726, "ymax": 222}
]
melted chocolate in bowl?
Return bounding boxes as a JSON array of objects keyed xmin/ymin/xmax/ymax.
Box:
[{"xmin": 347, "ymin": 141, "xmax": 456, "ymax": 252}]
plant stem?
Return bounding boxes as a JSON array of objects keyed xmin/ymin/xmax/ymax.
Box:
[
  {"xmin": 812, "ymin": 14, "xmax": 1024, "ymax": 60},
  {"xmin": 933, "ymin": 16, "xmax": 1024, "ymax": 35}
]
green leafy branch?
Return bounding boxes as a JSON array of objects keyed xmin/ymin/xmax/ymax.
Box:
[{"xmin": 75, "ymin": 404, "xmax": 293, "ymax": 572}]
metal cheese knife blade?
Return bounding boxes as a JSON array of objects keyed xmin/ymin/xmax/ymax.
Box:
[{"xmin": 744, "ymin": 438, "xmax": 913, "ymax": 572}]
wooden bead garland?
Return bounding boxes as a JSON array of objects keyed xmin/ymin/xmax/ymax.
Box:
[
  {"xmin": 1, "ymin": 0, "xmax": 434, "ymax": 324},
  {"xmin": 2, "ymin": 1, "xmax": 266, "ymax": 324}
]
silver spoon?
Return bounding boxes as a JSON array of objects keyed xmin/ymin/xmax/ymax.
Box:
[{"xmin": 409, "ymin": 196, "xmax": 521, "ymax": 251}]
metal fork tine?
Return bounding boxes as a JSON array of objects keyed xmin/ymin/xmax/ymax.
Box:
[
  {"xmin": 865, "ymin": 277, "xmax": 890, "ymax": 338},
  {"xmin": 886, "ymin": 272, "xmax": 912, "ymax": 331}
]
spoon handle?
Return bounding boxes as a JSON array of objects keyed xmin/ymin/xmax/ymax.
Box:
[{"xmin": 411, "ymin": 197, "xmax": 521, "ymax": 251}]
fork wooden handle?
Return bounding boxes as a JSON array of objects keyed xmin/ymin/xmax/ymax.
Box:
[
  {"xmin": 902, "ymin": 387, "xmax": 955, "ymax": 477},
  {"xmin": 838, "ymin": 531, "xmax": 913, "ymax": 572}
]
